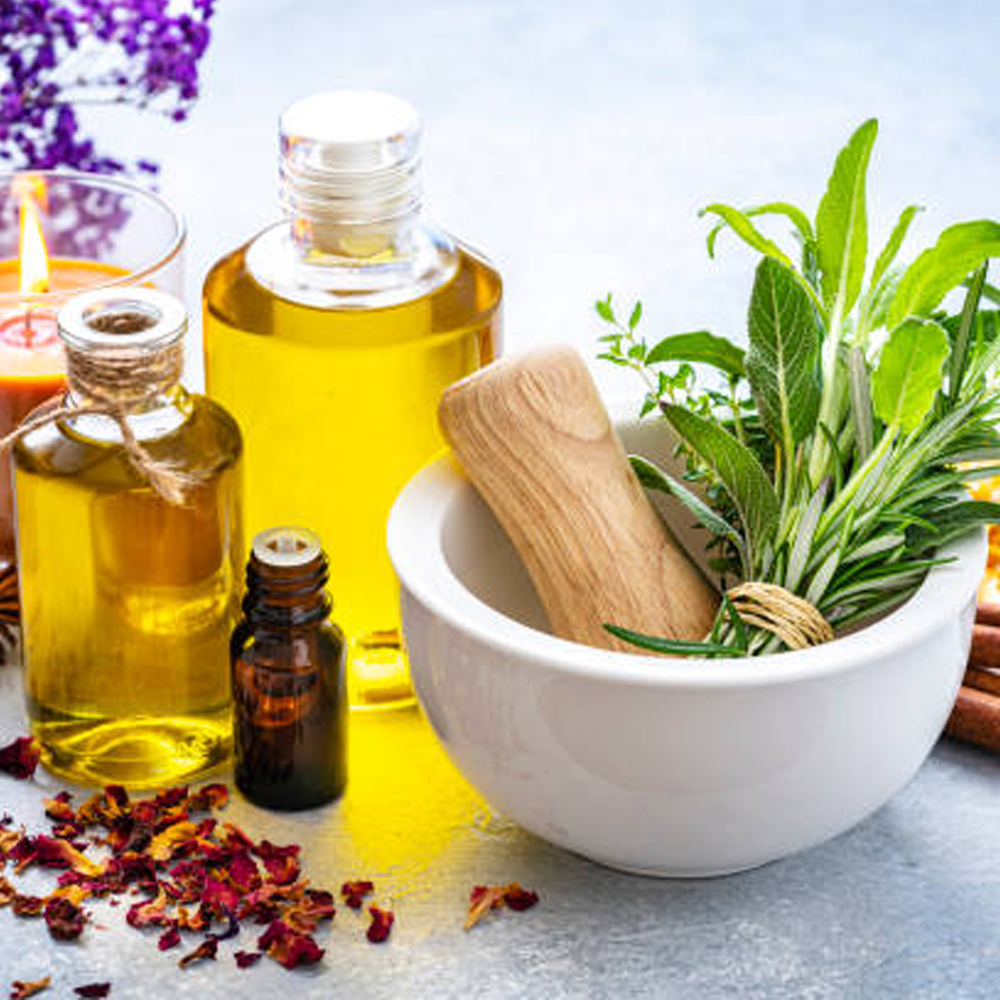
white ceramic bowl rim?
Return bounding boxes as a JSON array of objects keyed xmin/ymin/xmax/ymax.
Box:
[{"xmin": 389, "ymin": 403, "xmax": 986, "ymax": 690}]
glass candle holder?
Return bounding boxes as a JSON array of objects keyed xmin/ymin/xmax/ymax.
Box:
[{"xmin": 0, "ymin": 170, "xmax": 185, "ymax": 570}]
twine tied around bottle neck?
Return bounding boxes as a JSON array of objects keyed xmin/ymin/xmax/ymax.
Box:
[
  {"xmin": 0, "ymin": 340, "xmax": 205, "ymax": 507},
  {"xmin": 725, "ymin": 581, "xmax": 835, "ymax": 650}
]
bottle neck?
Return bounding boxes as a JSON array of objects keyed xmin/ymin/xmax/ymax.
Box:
[
  {"xmin": 243, "ymin": 552, "xmax": 332, "ymax": 631},
  {"xmin": 282, "ymin": 170, "xmax": 422, "ymax": 262},
  {"xmin": 66, "ymin": 341, "xmax": 184, "ymax": 411},
  {"xmin": 288, "ymin": 206, "xmax": 421, "ymax": 262}
]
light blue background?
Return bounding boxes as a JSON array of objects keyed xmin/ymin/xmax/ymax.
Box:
[{"xmin": 89, "ymin": 0, "xmax": 1000, "ymax": 391}]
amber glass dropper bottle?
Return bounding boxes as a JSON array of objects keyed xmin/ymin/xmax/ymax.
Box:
[
  {"xmin": 231, "ymin": 527, "xmax": 347, "ymax": 811},
  {"xmin": 203, "ymin": 90, "xmax": 502, "ymax": 711}
]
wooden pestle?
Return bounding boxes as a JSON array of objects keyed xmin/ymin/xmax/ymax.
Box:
[{"xmin": 438, "ymin": 345, "xmax": 719, "ymax": 652}]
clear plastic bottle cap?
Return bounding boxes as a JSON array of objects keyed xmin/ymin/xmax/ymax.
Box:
[{"xmin": 279, "ymin": 90, "xmax": 422, "ymax": 228}]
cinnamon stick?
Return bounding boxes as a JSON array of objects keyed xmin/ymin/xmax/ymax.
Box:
[
  {"xmin": 964, "ymin": 665, "xmax": 1000, "ymax": 698},
  {"xmin": 976, "ymin": 602, "xmax": 1000, "ymax": 629},
  {"xmin": 945, "ymin": 685, "xmax": 1000, "ymax": 753},
  {"xmin": 970, "ymin": 623, "xmax": 1000, "ymax": 670}
]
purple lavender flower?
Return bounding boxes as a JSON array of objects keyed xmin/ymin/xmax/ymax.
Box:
[{"xmin": 0, "ymin": 0, "xmax": 217, "ymax": 175}]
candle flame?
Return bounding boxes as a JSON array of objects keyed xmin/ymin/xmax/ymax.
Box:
[{"xmin": 14, "ymin": 175, "xmax": 51, "ymax": 296}]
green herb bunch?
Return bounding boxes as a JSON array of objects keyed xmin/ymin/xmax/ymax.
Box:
[{"xmin": 598, "ymin": 119, "xmax": 1000, "ymax": 657}]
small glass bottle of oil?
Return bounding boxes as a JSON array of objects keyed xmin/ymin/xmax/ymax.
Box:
[
  {"xmin": 203, "ymin": 91, "xmax": 502, "ymax": 711},
  {"xmin": 232, "ymin": 526, "xmax": 347, "ymax": 811},
  {"xmin": 13, "ymin": 288, "xmax": 243, "ymax": 788}
]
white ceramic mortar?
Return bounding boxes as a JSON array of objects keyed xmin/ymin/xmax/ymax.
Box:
[{"xmin": 388, "ymin": 405, "xmax": 985, "ymax": 876}]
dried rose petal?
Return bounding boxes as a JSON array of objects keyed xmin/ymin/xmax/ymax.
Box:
[
  {"xmin": 0, "ymin": 877, "xmax": 15, "ymax": 907},
  {"xmin": 465, "ymin": 882, "xmax": 539, "ymax": 929},
  {"xmin": 340, "ymin": 880, "xmax": 374, "ymax": 910},
  {"xmin": 35, "ymin": 836, "xmax": 103, "ymax": 877},
  {"xmin": 465, "ymin": 885, "xmax": 505, "ymax": 930},
  {"xmin": 221, "ymin": 822, "xmax": 255, "ymax": 852},
  {"xmin": 147, "ymin": 822, "xmax": 198, "ymax": 863},
  {"xmin": 367, "ymin": 905, "xmax": 394, "ymax": 944},
  {"xmin": 254, "ymin": 841, "xmax": 300, "ymax": 885},
  {"xmin": 126, "ymin": 889, "xmax": 171, "ymax": 928},
  {"xmin": 12, "ymin": 894, "xmax": 45, "ymax": 917},
  {"xmin": 157, "ymin": 926, "xmax": 180, "ymax": 951},
  {"xmin": 284, "ymin": 888, "xmax": 335, "ymax": 935},
  {"xmin": 258, "ymin": 920, "xmax": 324, "ymax": 970},
  {"xmin": 234, "ymin": 951, "xmax": 261, "ymax": 969},
  {"xmin": 175, "ymin": 903, "xmax": 210, "ymax": 933},
  {"xmin": 104, "ymin": 786, "xmax": 130, "ymax": 810},
  {"xmin": 44, "ymin": 896, "xmax": 86, "ymax": 940},
  {"xmin": 178, "ymin": 936, "xmax": 218, "ymax": 969},
  {"xmin": 503, "ymin": 884, "xmax": 540, "ymax": 911},
  {"xmin": 227, "ymin": 851, "xmax": 260, "ymax": 890},
  {"xmin": 201, "ymin": 876, "xmax": 239, "ymax": 917},
  {"xmin": 0, "ymin": 828, "xmax": 20, "ymax": 858},
  {"xmin": 187, "ymin": 784, "xmax": 228, "ymax": 813},
  {"xmin": 43, "ymin": 793, "xmax": 76, "ymax": 824},
  {"xmin": 10, "ymin": 977, "xmax": 50, "ymax": 1000},
  {"xmin": 0, "ymin": 737, "xmax": 40, "ymax": 781},
  {"xmin": 49, "ymin": 884, "xmax": 90, "ymax": 908},
  {"xmin": 74, "ymin": 986, "xmax": 111, "ymax": 998}
]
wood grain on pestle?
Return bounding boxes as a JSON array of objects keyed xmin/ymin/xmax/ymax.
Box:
[{"xmin": 439, "ymin": 345, "xmax": 719, "ymax": 653}]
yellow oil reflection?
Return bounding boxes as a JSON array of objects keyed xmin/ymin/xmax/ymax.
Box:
[{"xmin": 340, "ymin": 707, "xmax": 492, "ymax": 899}]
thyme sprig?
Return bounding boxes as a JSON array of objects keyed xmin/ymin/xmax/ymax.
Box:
[{"xmin": 600, "ymin": 119, "xmax": 1000, "ymax": 656}]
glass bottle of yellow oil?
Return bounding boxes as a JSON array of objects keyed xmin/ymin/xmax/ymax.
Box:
[
  {"xmin": 13, "ymin": 288, "xmax": 243, "ymax": 788},
  {"xmin": 203, "ymin": 91, "xmax": 501, "ymax": 710}
]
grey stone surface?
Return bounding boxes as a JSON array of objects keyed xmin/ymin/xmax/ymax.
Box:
[
  {"xmin": 2, "ymin": 661, "xmax": 1000, "ymax": 998},
  {"xmin": 3, "ymin": 1, "xmax": 1000, "ymax": 996}
]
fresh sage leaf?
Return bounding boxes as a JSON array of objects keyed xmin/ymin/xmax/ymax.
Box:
[
  {"xmin": 745, "ymin": 258, "xmax": 822, "ymax": 449},
  {"xmin": 888, "ymin": 220, "xmax": 1000, "ymax": 328},
  {"xmin": 645, "ymin": 331, "xmax": 746, "ymax": 378},
  {"xmin": 706, "ymin": 201, "xmax": 815, "ymax": 259},
  {"xmin": 865, "ymin": 267, "xmax": 902, "ymax": 333},
  {"xmin": 660, "ymin": 404, "xmax": 780, "ymax": 560},
  {"xmin": 870, "ymin": 205, "xmax": 923, "ymax": 291},
  {"xmin": 630, "ymin": 455, "xmax": 748, "ymax": 574},
  {"xmin": 699, "ymin": 203, "xmax": 796, "ymax": 268},
  {"xmin": 872, "ymin": 318, "xmax": 949, "ymax": 433},
  {"xmin": 815, "ymin": 118, "xmax": 878, "ymax": 320}
]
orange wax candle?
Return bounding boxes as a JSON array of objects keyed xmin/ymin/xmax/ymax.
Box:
[{"xmin": 0, "ymin": 258, "xmax": 130, "ymax": 566}]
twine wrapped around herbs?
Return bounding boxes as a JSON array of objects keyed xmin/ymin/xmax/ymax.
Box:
[
  {"xmin": 0, "ymin": 334, "xmax": 207, "ymax": 507},
  {"xmin": 726, "ymin": 582, "xmax": 835, "ymax": 651}
]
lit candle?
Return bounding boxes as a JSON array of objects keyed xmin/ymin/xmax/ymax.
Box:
[{"xmin": 0, "ymin": 177, "xmax": 130, "ymax": 567}]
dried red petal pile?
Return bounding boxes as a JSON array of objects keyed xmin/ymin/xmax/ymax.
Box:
[
  {"xmin": 0, "ymin": 761, "xmax": 398, "ymax": 986},
  {"xmin": 465, "ymin": 883, "xmax": 540, "ymax": 930},
  {"xmin": 2, "ymin": 733, "xmax": 542, "ymax": 988},
  {"xmin": 0, "ymin": 737, "xmax": 39, "ymax": 781}
]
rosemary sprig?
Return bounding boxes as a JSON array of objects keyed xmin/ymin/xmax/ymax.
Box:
[{"xmin": 599, "ymin": 119, "xmax": 1000, "ymax": 656}]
